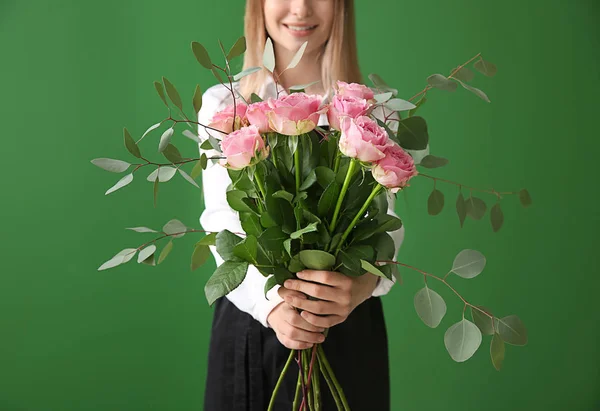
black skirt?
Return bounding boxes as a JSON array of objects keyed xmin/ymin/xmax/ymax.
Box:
[{"xmin": 204, "ymin": 296, "xmax": 390, "ymax": 411}]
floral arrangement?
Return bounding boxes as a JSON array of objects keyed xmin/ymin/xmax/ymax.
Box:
[{"xmin": 92, "ymin": 37, "xmax": 531, "ymax": 411}]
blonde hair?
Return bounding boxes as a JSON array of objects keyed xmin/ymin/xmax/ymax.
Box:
[{"xmin": 240, "ymin": 0, "xmax": 362, "ymax": 100}]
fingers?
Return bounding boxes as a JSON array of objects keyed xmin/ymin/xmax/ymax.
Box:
[
  {"xmin": 270, "ymin": 303, "xmax": 327, "ymax": 350},
  {"xmin": 296, "ymin": 270, "xmax": 352, "ymax": 289},
  {"xmin": 283, "ymin": 278, "xmax": 338, "ymax": 302},
  {"xmin": 300, "ymin": 310, "xmax": 345, "ymax": 328},
  {"xmin": 283, "ymin": 293, "xmax": 340, "ymax": 316}
]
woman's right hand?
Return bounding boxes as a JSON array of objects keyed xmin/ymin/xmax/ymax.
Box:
[{"xmin": 267, "ymin": 298, "xmax": 326, "ymax": 350}]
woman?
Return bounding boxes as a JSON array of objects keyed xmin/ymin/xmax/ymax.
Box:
[{"xmin": 198, "ymin": 1, "xmax": 416, "ymax": 409}]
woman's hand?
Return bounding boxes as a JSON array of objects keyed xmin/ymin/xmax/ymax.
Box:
[
  {"xmin": 266, "ymin": 298, "xmax": 326, "ymax": 350},
  {"xmin": 278, "ymin": 270, "xmax": 379, "ymax": 328}
]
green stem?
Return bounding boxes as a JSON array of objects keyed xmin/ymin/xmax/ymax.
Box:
[
  {"xmin": 294, "ymin": 140, "xmax": 301, "ymax": 194},
  {"xmin": 317, "ymin": 352, "xmax": 343, "ymax": 410},
  {"xmin": 268, "ymin": 349, "xmax": 296, "ymax": 411},
  {"xmin": 254, "ymin": 171, "xmax": 267, "ymax": 201},
  {"xmin": 293, "ymin": 367, "xmax": 302, "ymax": 411},
  {"xmin": 317, "ymin": 346, "xmax": 350, "ymax": 411},
  {"xmin": 303, "ymin": 349, "xmax": 314, "ymax": 411},
  {"xmin": 329, "ymin": 158, "xmax": 358, "ymax": 234},
  {"xmin": 335, "ymin": 184, "xmax": 384, "ymax": 256},
  {"xmin": 333, "ymin": 153, "xmax": 341, "ymax": 174}
]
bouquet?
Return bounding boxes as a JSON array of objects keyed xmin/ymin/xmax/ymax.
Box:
[{"xmin": 93, "ymin": 37, "xmax": 531, "ymax": 410}]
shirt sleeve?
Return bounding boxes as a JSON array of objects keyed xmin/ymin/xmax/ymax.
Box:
[{"xmin": 198, "ymin": 85, "xmax": 283, "ymax": 328}]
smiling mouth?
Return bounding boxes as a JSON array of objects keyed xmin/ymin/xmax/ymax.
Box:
[{"xmin": 284, "ymin": 24, "xmax": 318, "ymax": 32}]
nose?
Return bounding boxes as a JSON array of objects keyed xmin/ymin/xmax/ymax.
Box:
[{"xmin": 290, "ymin": 0, "xmax": 313, "ymax": 18}]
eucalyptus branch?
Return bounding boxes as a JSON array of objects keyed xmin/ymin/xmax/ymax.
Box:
[
  {"xmin": 417, "ymin": 173, "xmax": 516, "ymax": 199},
  {"xmin": 132, "ymin": 156, "xmax": 223, "ymax": 170},
  {"xmin": 377, "ymin": 260, "xmax": 494, "ymax": 320},
  {"xmin": 409, "ymin": 53, "xmax": 483, "ymax": 102}
]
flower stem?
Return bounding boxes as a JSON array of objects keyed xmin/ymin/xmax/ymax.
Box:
[
  {"xmin": 293, "ymin": 366, "xmax": 302, "ymax": 411},
  {"xmin": 317, "ymin": 345, "xmax": 349, "ymax": 410},
  {"xmin": 317, "ymin": 353, "xmax": 342, "ymax": 410},
  {"xmin": 268, "ymin": 349, "xmax": 296, "ymax": 411},
  {"xmin": 335, "ymin": 184, "xmax": 383, "ymax": 255},
  {"xmin": 330, "ymin": 158, "xmax": 357, "ymax": 233},
  {"xmin": 294, "ymin": 141, "xmax": 301, "ymax": 194},
  {"xmin": 254, "ymin": 171, "xmax": 267, "ymax": 200}
]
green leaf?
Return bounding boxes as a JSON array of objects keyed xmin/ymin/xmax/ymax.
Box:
[
  {"xmin": 428, "ymin": 189, "xmax": 444, "ymax": 216},
  {"xmin": 158, "ymin": 240, "xmax": 174, "ymax": 264},
  {"xmin": 370, "ymin": 233, "xmax": 396, "ymax": 261},
  {"xmin": 227, "ymin": 36, "xmax": 246, "ymax": 61},
  {"xmin": 139, "ymin": 122, "xmax": 162, "ymax": 143},
  {"xmin": 298, "ymin": 250, "xmax": 335, "ymax": 270},
  {"xmin": 140, "ymin": 253, "xmax": 156, "ymax": 266},
  {"xmin": 427, "ymin": 74, "xmax": 458, "ymax": 92},
  {"xmin": 286, "ymin": 41, "xmax": 308, "ymax": 70},
  {"xmin": 262, "ymin": 38, "xmax": 275, "ymax": 72},
  {"xmin": 491, "ymin": 333, "xmax": 505, "ymax": 371},
  {"xmin": 397, "ymin": 116, "xmax": 429, "ymax": 150},
  {"xmin": 146, "ymin": 167, "xmax": 177, "ymax": 183},
  {"xmin": 384, "ymin": 98, "xmax": 416, "ymax": 112},
  {"xmin": 178, "ymin": 169, "xmax": 200, "ymax": 189},
  {"xmin": 315, "ymin": 166, "xmax": 335, "ymax": 188},
  {"xmin": 191, "ymin": 158, "xmax": 205, "ymax": 180},
  {"xmin": 227, "ymin": 190, "xmax": 257, "ymax": 214},
  {"xmin": 153, "ymin": 172, "xmax": 159, "ymax": 207},
  {"xmin": 126, "ymin": 227, "xmax": 157, "ymax": 233},
  {"xmin": 466, "ymin": 196, "xmax": 487, "ymax": 220},
  {"xmin": 216, "ymin": 230, "xmax": 244, "ymax": 261},
  {"xmin": 490, "ymin": 203, "xmax": 504, "ymax": 232},
  {"xmin": 368, "ymin": 73, "xmax": 398, "ymax": 96},
  {"xmin": 288, "ymin": 254, "xmax": 305, "ymax": 273},
  {"xmin": 91, "ymin": 158, "xmax": 130, "ymax": 173},
  {"xmin": 451, "ymin": 249, "xmax": 486, "ymax": 279},
  {"xmin": 182, "ymin": 130, "xmax": 202, "ymax": 144},
  {"xmin": 283, "ymin": 238, "xmax": 292, "ymax": 256},
  {"xmin": 456, "ymin": 191, "xmax": 467, "ymax": 228},
  {"xmin": 163, "ymin": 143, "xmax": 183, "ymax": 163},
  {"xmin": 414, "ymin": 286, "xmax": 447, "ymax": 328},
  {"xmin": 408, "ymin": 96, "xmax": 426, "ymax": 117},
  {"xmin": 193, "ymin": 85, "xmax": 203, "ymax": 115},
  {"xmin": 154, "ymin": 81, "xmax": 169, "ymax": 107},
  {"xmin": 452, "ymin": 66, "xmax": 475, "ymax": 82},
  {"xmin": 519, "ymin": 189, "xmax": 532, "ymax": 207},
  {"xmin": 241, "ymin": 213, "xmax": 262, "ymax": 237},
  {"xmin": 317, "ymin": 181, "xmax": 341, "ymax": 216},
  {"xmin": 191, "ymin": 243, "xmax": 210, "ymax": 270},
  {"xmin": 338, "ymin": 250, "xmax": 362, "ymax": 276},
  {"xmin": 360, "ymin": 260, "xmax": 389, "ymax": 280},
  {"xmin": 444, "ymin": 319, "xmax": 482, "ymax": 362},
  {"xmin": 251, "ymin": 93, "xmax": 263, "ymax": 103},
  {"xmin": 137, "ymin": 244, "xmax": 156, "ymax": 263},
  {"xmin": 97, "ymin": 248, "xmax": 137, "ymax": 271},
  {"xmin": 191, "ymin": 41, "xmax": 213, "ymax": 69},
  {"xmin": 233, "ymin": 235, "xmax": 258, "ymax": 264},
  {"xmin": 290, "ymin": 222, "xmax": 319, "ymax": 240},
  {"xmin": 158, "ymin": 128, "xmax": 174, "ymax": 152},
  {"xmin": 162, "ymin": 77, "xmax": 183, "ymax": 111},
  {"xmin": 205, "ymin": 261, "xmax": 249, "ymax": 306},
  {"xmin": 373, "ymin": 92, "xmax": 393, "ymax": 104},
  {"xmin": 496, "ymin": 315, "xmax": 527, "ymax": 346},
  {"xmin": 288, "ymin": 134, "xmax": 299, "ymax": 155},
  {"xmin": 273, "ymin": 190, "xmax": 294, "ymax": 203},
  {"xmin": 162, "ymin": 219, "xmax": 187, "ymax": 239},
  {"xmin": 259, "ymin": 227, "xmax": 288, "ymax": 253},
  {"xmin": 474, "ymin": 59, "xmax": 498, "ymax": 77},
  {"xmin": 419, "ymin": 155, "xmax": 449, "ymax": 169},
  {"xmin": 455, "ymin": 78, "xmax": 491, "ymax": 103},
  {"xmin": 289, "ymin": 80, "xmax": 321, "ymax": 92},
  {"xmin": 260, "ymin": 213, "xmax": 277, "ymax": 228},
  {"xmin": 471, "ymin": 305, "xmax": 495, "ymax": 336},
  {"xmin": 264, "ymin": 276, "xmax": 279, "ymax": 299},
  {"xmin": 197, "ymin": 232, "xmax": 218, "ymax": 246},
  {"xmin": 233, "ymin": 66, "xmax": 261, "ymax": 81},
  {"xmin": 105, "ymin": 173, "xmax": 134, "ymax": 195},
  {"xmin": 123, "ymin": 128, "xmax": 141, "ymax": 158},
  {"xmin": 299, "ymin": 170, "xmax": 317, "ymax": 191}
]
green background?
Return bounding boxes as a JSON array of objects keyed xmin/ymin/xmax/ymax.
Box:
[{"xmin": 1, "ymin": 0, "xmax": 598, "ymax": 409}]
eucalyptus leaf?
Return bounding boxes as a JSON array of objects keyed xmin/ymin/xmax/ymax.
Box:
[
  {"xmin": 471, "ymin": 305, "xmax": 495, "ymax": 335},
  {"xmin": 496, "ymin": 315, "xmax": 527, "ymax": 346},
  {"xmin": 153, "ymin": 173, "xmax": 159, "ymax": 207},
  {"xmin": 384, "ymin": 98, "xmax": 416, "ymax": 112},
  {"xmin": 182, "ymin": 129, "xmax": 202, "ymax": 144},
  {"xmin": 140, "ymin": 253, "xmax": 156, "ymax": 266},
  {"xmin": 91, "ymin": 158, "xmax": 130, "ymax": 173},
  {"xmin": 158, "ymin": 128, "xmax": 174, "ymax": 153},
  {"xmin": 286, "ymin": 41, "xmax": 308, "ymax": 70},
  {"xmin": 146, "ymin": 167, "xmax": 177, "ymax": 183},
  {"xmin": 227, "ymin": 36, "xmax": 246, "ymax": 61},
  {"xmin": 289, "ymin": 80, "xmax": 321, "ymax": 91},
  {"xmin": 162, "ymin": 77, "xmax": 183, "ymax": 111},
  {"xmin": 158, "ymin": 240, "xmax": 174, "ymax": 265},
  {"xmin": 123, "ymin": 128, "xmax": 141, "ymax": 158},
  {"xmin": 466, "ymin": 196, "xmax": 487, "ymax": 220},
  {"xmin": 179, "ymin": 169, "xmax": 200, "ymax": 189},
  {"xmin": 474, "ymin": 59, "xmax": 498, "ymax": 77},
  {"xmin": 414, "ymin": 286, "xmax": 447, "ymax": 328},
  {"xmin": 427, "ymin": 74, "xmax": 458, "ymax": 92},
  {"xmin": 251, "ymin": 93, "xmax": 263, "ymax": 103},
  {"xmin": 197, "ymin": 232, "xmax": 218, "ymax": 246},
  {"xmin": 137, "ymin": 244, "xmax": 157, "ymax": 263},
  {"xmin": 191, "ymin": 41, "xmax": 213, "ymax": 69},
  {"xmin": 191, "ymin": 243, "xmax": 211, "ymax": 270},
  {"xmin": 519, "ymin": 189, "xmax": 532, "ymax": 207},
  {"xmin": 97, "ymin": 248, "xmax": 137, "ymax": 271},
  {"xmin": 428, "ymin": 189, "xmax": 445, "ymax": 216},
  {"xmin": 360, "ymin": 260, "xmax": 389, "ymax": 280},
  {"xmin": 408, "ymin": 96, "xmax": 426, "ymax": 117},
  {"xmin": 263, "ymin": 38, "xmax": 275, "ymax": 72},
  {"xmin": 491, "ymin": 333, "xmax": 505, "ymax": 371},
  {"xmin": 140, "ymin": 122, "xmax": 162, "ymax": 143},
  {"xmin": 233, "ymin": 66, "xmax": 261, "ymax": 81},
  {"xmin": 456, "ymin": 79, "xmax": 491, "ymax": 103},
  {"xmin": 163, "ymin": 143, "xmax": 183, "ymax": 163},
  {"xmin": 444, "ymin": 319, "xmax": 482, "ymax": 362},
  {"xmin": 451, "ymin": 249, "xmax": 486, "ymax": 279},
  {"xmin": 456, "ymin": 191, "xmax": 467, "ymax": 228},
  {"xmin": 373, "ymin": 92, "xmax": 393, "ymax": 104},
  {"xmin": 205, "ymin": 261, "xmax": 249, "ymax": 306},
  {"xmin": 105, "ymin": 173, "xmax": 134, "ymax": 195},
  {"xmin": 298, "ymin": 250, "xmax": 336, "ymax": 270},
  {"xmin": 163, "ymin": 219, "xmax": 188, "ymax": 238},
  {"xmin": 154, "ymin": 81, "xmax": 169, "ymax": 107},
  {"xmin": 452, "ymin": 66, "xmax": 475, "ymax": 82},
  {"xmin": 368, "ymin": 73, "xmax": 398, "ymax": 95},
  {"xmin": 190, "ymin": 159, "xmax": 204, "ymax": 180},
  {"xmin": 211, "ymin": 67, "xmax": 224, "ymax": 85},
  {"xmin": 491, "ymin": 203, "xmax": 504, "ymax": 232},
  {"xmin": 126, "ymin": 227, "xmax": 157, "ymax": 233},
  {"xmin": 419, "ymin": 155, "xmax": 449, "ymax": 169},
  {"xmin": 397, "ymin": 116, "xmax": 429, "ymax": 150},
  {"xmin": 193, "ymin": 85, "xmax": 203, "ymax": 115}
]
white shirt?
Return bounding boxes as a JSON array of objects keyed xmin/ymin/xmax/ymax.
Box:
[{"xmin": 198, "ymin": 76, "xmax": 428, "ymax": 328}]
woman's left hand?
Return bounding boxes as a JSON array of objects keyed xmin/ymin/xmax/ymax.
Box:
[{"xmin": 278, "ymin": 270, "xmax": 379, "ymax": 328}]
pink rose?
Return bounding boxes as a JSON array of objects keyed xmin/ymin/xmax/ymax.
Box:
[
  {"xmin": 267, "ymin": 93, "xmax": 326, "ymax": 136},
  {"xmin": 209, "ymin": 103, "xmax": 249, "ymax": 135},
  {"xmin": 336, "ymin": 81, "xmax": 375, "ymax": 102},
  {"xmin": 339, "ymin": 116, "xmax": 391, "ymax": 163},
  {"xmin": 219, "ymin": 125, "xmax": 269, "ymax": 170},
  {"xmin": 246, "ymin": 100, "xmax": 273, "ymax": 134},
  {"xmin": 372, "ymin": 143, "xmax": 418, "ymax": 192},
  {"xmin": 327, "ymin": 94, "xmax": 372, "ymax": 131}
]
